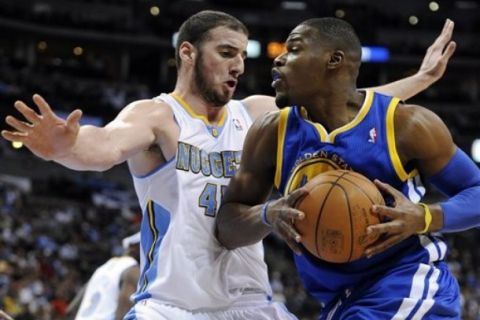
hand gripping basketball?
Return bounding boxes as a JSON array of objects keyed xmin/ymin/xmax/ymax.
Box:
[
  {"xmin": 265, "ymin": 188, "xmax": 309, "ymax": 255},
  {"xmin": 295, "ymin": 170, "xmax": 384, "ymax": 263}
]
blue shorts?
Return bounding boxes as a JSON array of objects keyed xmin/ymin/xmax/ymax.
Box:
[{"xmin": 321, "ymin": 261, "xmax": 460, "ymax": 320}]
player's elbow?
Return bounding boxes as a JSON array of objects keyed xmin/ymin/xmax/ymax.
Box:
[{"xmin": 215, "ymin": 206, "xmax": 239, "ymax": 250}]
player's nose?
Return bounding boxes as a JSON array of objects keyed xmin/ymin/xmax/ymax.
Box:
[{"xmin": 273, "ymin": 52, "xmax": 286, "ymax": 67}]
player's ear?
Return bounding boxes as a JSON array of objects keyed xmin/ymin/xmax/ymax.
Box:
[
  {"xmin": 327, "ymin": 50, "xmax": 344, "ymax": 69},
  {"xmin": 178, "ymin": 41, "xmax": 196, "ymax": 65}
]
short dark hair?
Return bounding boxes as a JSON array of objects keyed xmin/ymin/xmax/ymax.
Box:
[
  {"xmin": 300, "ymin": 17, "xmax": 362, "ymax": 61},
  {"xmin": 175, "ymin": 10, "xmax": 249, "ymax": 68}
]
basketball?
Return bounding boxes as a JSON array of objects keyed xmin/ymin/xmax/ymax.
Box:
[{"xmin": 295, "ymin": 169, "xmax": 384, "ymax": 263}]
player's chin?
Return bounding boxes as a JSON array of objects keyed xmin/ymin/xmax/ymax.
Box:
[
  {"xmin": 221, "ymin": 88, "xmax": 234, "ymax": 102},
  {"xmin": 275, "ymin": 92, "xmax": 290, "ymax": 108}
]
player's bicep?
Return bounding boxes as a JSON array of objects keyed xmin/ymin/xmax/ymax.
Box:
[
  {"xmin": 396, "ymin": 104, "xmax": 456, "ymax": 177},
  {"xmin": 101, "ymin": 101, "xmax": 164, "ymax": 162}
]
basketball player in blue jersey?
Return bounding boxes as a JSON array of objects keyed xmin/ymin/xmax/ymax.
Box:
[
  {"xmin": 217, "ymin": 18, "xmax": 479, "ymax": 319},
  {"xmin": 2, "ymin": 10, "xmax": 457, "ymax": 319}
]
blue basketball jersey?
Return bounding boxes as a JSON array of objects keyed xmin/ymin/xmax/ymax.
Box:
[{"xmin": 274, "ymin": 90, "xmax": 460, "ymax": 319}]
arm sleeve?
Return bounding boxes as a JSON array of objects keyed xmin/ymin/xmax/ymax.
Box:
[{"xmin": 427, "ymin": 148, "xmax": 480, "ymax": 232}]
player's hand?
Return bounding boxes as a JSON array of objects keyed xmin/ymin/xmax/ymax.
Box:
[
  {"xmin": 1, "ymin": 94, "xmax": 83, "ymax": 161},
  {"xmin": 265, "ymin": 188, "xmax": 308, "ymax": 255},
  {"xmin": 417, "ymin": 19, "xmax": 456, "ymax": 82},
  {"xmin": 364, "ymin": 180, "xmax": 426, "ymax": 258}
]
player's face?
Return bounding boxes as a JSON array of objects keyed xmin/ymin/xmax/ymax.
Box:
[
  {"xmin": 272, "ymin": 24, "xmax": 329, "ymax": 108},
  {"xmin": 193, "ymin": 26, "xmax": 248, "ymax": 107}
]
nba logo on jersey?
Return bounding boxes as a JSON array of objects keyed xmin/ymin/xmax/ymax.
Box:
[
  {"xmin": 368, "ymin": 128, "xmax": 377, "ymax": 143},
  {"xmin": 232, "ymin": 118, "xmax": 243, "ymax": 131}
]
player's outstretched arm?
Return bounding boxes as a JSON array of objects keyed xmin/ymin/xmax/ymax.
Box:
[
  {"xmin": 368, "ymin": 19, "xmax": 456, "ymax": 100},
  {"xmin": 364, "ymin": 104, "xmax": 480, "ymax": 257},
  {"xmin": 2, "ymin": 94, "xmax": 160, "ymax": 171},
  {"xmin": 216, "ymin": 112, "xmax": 307, "ymax": 253}
]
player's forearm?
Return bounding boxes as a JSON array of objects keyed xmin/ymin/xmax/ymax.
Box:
[
  {"xmin": 368, "ymin": 72, "xmax": 433, "ymax": 101},
  {"xmin": 216, "ymin": 202, "xmax": 271, "ymax": 249},
  {"xmin": 56, "ymin": 125, "xmax": 123, "ymax": 171},
  {"xmin": 427, "ymin": 149, "xmax": 480, "ymax": 232}
]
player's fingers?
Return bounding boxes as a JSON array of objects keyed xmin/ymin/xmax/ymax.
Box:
[
  {"xmin": 366, "ymin": 213, "xmax": 404, "ymax": 234},
  {"xmin": 434, "ymin": 19, "xmax": 454, "ymax": 48},
  {"xmin": 5, "ymin": 116, "xmax": 33, "ymax": 133},
  {"xmin": 371, "ymin": 204, "xmax": 402, "ymax": 219},
  {"xmin": 284, "ymin": 237, "xmax": 303, "ymax": 255},
  {"xmin": 1, "ymin": 130, "xmax": 28, "ymax": 142},
  {"xmin": 280, "ymin": 208, "xmax": 304, "ymax": 221},
  {"xmin": 276, "ymin": 220, "xmax": 302, "ymax": 254},
  {"xmin": 278, "ymin": 219, "xmax": 301, "ymax": 243},
  {"xmin": 66, "ymin": 109, "xmax": 83, "ymax": 127},
  {"xmin": 287, "ymin": 187, "xmax": 308, "ymax": 207},
  {"xmin": 365, "ymin": 234, "xmax": 405, "ymax": 258},
  {"xmin": 374, "ymin": 179, "xmax": 404, "ymax": 199},
  {"xmin": 14, "ymin": 100, "xmax": 41, "ymax": 124},
  {"xmin": 33, "ymin": 94, "xmax": 56, "ymax": 118},
  {"xmin": 442, "ymin": 41, "xmax": 456, "ymax": 60}
]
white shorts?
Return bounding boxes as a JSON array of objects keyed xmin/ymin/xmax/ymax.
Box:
[{"xmin": 124, "ymin": 295, "xmax": 298, "ymax": 320}]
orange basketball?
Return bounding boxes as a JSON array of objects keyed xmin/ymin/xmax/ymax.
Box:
[{"xmin": 295, "ymin": 169, "xmax": 384, "ymax": 263}]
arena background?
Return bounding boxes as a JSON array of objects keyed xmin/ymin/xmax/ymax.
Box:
[{"xmin": 0, "ymin": 0, "xmax": 478, "ymax": 319}]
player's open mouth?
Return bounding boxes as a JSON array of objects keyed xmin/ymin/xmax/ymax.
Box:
[
  {"xmin": 226, "ymin": 80, "xmax": 237, "ymax": 88},
  {"xmin": 271, "ymin": 69, "xmax": 283, "ymax": 88}
]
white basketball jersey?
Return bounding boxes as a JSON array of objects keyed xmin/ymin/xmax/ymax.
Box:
[
  {"xmin": 76, "ymin": 256, "xmax": 138, "ymax": 320},
  {"xmin": 131, "ymin": 93, "xmax": 272, "ymax": 311}
]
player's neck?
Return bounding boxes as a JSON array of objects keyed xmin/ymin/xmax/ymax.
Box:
[
  {"xmin": 306, "ymin": 88, "xmax": 363, "ymax": 132},
  {"xmin": 171, "ymin": 88, "xmax": 226, "ymax": 124}
]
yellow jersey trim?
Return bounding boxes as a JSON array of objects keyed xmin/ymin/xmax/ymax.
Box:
[
  {"xmin": 284, "ymin": 157, "xmax": 340, "ymax": 196},
  {"xmin": 274, "ymin": 108, "xmax": 290, "ymax": 189},
  {"xmin": 170, "ymin": 93, "xmax": 227, "ymax": 127},
  {"xmin": 300, "ymin": 107, "xmax": 328, "ymax": 141},
  {"xmin": 386, "ymin": 98, "xmax": 417, "ymax": 181},
  {"xmin": 328, "ymin": 90, "xmax": 374, "ymax": 142}
]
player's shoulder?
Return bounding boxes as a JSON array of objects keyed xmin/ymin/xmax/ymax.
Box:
[
  {"xmin": 394, "ymin": 102, "xmax": 445, "ymax": 131},
  {"xmin": 241, "ymin": 95, "xmax": 278, "ymax": 121},
  {"xmin": 118, "ymin": 98, "xmax": 175, "ymax": 126},
  {"xmin": 125, "ymin": 98, "xmax": 173, "ymax": 116},
  {"xmin": 251, "ymin": 109, "xmax": 281, "ymax": 131}
]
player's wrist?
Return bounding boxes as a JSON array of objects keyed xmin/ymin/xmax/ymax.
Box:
[
  {"xmin": 414, "ymin": 71, "xmax": 437, "ymax": 89},
  {"xmin": 260, "ymin": 200, "xmax": 273, "ymax": 227},
  {"xmin": 416, "ymin": 202, "xmax": 432, "ymax": 234}
]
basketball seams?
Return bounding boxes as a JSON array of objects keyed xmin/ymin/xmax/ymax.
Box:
[
  {"xmin": 311, "ymin": 181, "xmax": 337, "ymax": 257},
  {"xmin": 313, "ymin": 170, "xmax": 352, "ymax": 260},
  {"xmin": 320, "ymin": 171, "xmax": 383, "ymax": 223},
  {"xmin": 330, "ymin": 171, "xmax": 355, "ymax": 262},
  {"xmin": 336, "ymin": 173, "xmax": 383, "ymax": 223}
]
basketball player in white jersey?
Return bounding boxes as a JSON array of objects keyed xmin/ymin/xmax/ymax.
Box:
[
  {"xmin": 1, "ymin": 10, "xmax": 455, "ymax": 319},
  {"xmin": 68, "ymin": 232, "xmax": 140, "ymax": 320}
]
